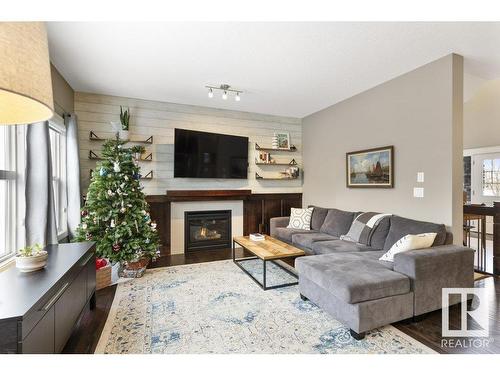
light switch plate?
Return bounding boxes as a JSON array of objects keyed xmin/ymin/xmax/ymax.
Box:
[
  {"xmin": 413, "ymin": 187, "xmax": 424, "ymax": 198},
  {"xmin": 417, "ymin": 172, "xmax": 424, "ymax": 183}
]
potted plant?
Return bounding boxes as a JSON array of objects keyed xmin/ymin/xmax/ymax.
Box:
[
  {"xmin": 119, "ymin": 106, "xmax": 130, "ymax": 140},
  {"xmin": 15, "ymin": 243, "xmax": 48, "ymax": 272},
  {"xmin": 131, "ymin": 145, "xmax": 145, "ymax": 161}
]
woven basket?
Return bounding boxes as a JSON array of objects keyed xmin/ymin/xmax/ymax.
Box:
[{"xmin": 96, "ymin": 264, "xmax": 112, "ymax": 290}]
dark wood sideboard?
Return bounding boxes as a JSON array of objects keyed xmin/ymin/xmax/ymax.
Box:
[
  {"xmin": 0, "ymin": 242, "xmax": 96, "ymax": 353},
  {"xmin": 146, "ymin": 190, "xmax": 302, "ymax": 255}
]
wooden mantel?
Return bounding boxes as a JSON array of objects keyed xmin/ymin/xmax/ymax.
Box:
[{"xmin": 166, "ymin": 189, "xmax": 252, "ymax": 201}]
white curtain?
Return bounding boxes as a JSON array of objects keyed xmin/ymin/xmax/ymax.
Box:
[
  {"xmin": 25, "ymin": 121, "xmax": 58, "ymax": 246},
  {"xmin": 65, "ymin": 113, "xmax": 81, "ymax": 238}
]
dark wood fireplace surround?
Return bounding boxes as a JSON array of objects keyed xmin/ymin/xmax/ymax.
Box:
[{"xmin": 146, "ymin": 190, "xmax": 302, "ymax": 256}]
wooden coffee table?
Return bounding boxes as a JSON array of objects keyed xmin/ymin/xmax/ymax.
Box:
[{"xmin": 232, "ymin": 235, "xmax": 305, "ymax": 290}]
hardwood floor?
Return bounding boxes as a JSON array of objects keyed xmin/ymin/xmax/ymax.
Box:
[
  {"xmin": 394, "ymin": 276, "xmax": 500, "ymax": 354},
  {"xmin": 63, "ymin": 250, "xmax": 500, "ymax": 354},
  {"xmin": 62, "ymin": 282, "xmax": 117, "ymax": 354}
]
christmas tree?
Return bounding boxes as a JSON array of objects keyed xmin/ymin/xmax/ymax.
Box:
[{"xmin": 75, "ymin": 140, "xmax": 160, "ymax": 263}]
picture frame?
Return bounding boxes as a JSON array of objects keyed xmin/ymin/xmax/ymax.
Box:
[
  {"xmin": 274, "ymin": 132, "xmax": 290, "ymax": 150},
  {"xmin": 346, "ymin": 145, "xmax": 394, "ymax": 188}
]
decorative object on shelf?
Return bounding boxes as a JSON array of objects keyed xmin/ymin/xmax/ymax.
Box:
[
  {"xmin": 74, "ymin": 139, "xmax": 160, "ymax": 278},
  {"xmin": 272, "ymin": 135, "xmax": 278, "ymax": 149},
  {"xmin": 255, "ymin": 172, "xmax": 298, "ymax": 180},
  {"xmin": 287, "ymin": 166, "xmax": 300, "ymax": 178},
  {"xmin": 119, "ymin": 106, "xmax": 130, "ymax": 140},
  {"xmin": 258, "ymin": 151, "xmax": 272, "ymax": 164},
  {"xmin": 131, "ymin": 145, "xmax": 146, "ymax": 161},
  {"xmin": 274, "ymin": 132, "xmax": 291, "ymax": 150},
  {"xmin": 255, "ymin": 143, "xmax": 297, "ymax": 152},
  {"xmin": 346, "ymin": 145, "xmax": 394, "ymax": 188},
  {"xmin": 205, "ymin": 84, "xmax": 243, "ymax": 101},
  {"xmin": 0, "ymin": 23, "xmax": 54, "ymax": 125},
  {"xmin": 255, "ymin": 158, "xmax": 299, "ymax": 166},
  {"xmin": 15, "ymin": 243, "xmax": 48, "ymax": 272}
]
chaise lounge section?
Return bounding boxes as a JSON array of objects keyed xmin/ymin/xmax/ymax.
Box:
[{"xmin": 270, "ymin": 207, "xmax": 474, "ymax": 339}]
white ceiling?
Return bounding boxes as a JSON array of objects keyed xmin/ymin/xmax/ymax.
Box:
[{"xmin": 47, "ymin": 22, "xmax": 500, "ymax": 118}]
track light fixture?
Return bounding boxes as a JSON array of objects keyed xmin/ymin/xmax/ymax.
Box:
[{"xmin": 206, "ymin": 84, "xmax": 243, "ymax": 102}]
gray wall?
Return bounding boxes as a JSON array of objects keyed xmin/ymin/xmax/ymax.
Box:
[
  {"xmin": 464, "ymin": 79, "xmax": 500, "ymax": 149},
  {"xmin": 51, "ymin": 63, "xmax": 74, "ymax": 115},
  {"xmin": 302, "ymin": 54, "xmax": 463, "ymax": 242}
]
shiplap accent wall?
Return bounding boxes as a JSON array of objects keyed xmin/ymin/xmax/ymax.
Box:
[{"xmin": 75, "ymin": 92, "xmax": 303, "ymax": 195}]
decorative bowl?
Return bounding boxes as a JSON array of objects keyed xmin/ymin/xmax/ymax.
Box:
[{"xmin": 15, "ymin": 251, "xmax": 48, "ymax": 273}]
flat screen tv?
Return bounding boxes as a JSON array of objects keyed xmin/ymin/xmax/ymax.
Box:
[{"xmin": 174, "ymin": 128, "xmax": 249, "ymax": 179}]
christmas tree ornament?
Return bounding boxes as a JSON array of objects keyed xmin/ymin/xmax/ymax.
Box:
[
  {"xmin": 81, "ymin": 210, "xmax": 88, "ymax": 217},
  {"xmin": 112, "ymin": 243, "xmax": 121, "ymax": 252},
  {"xmin": 99, "ymin": 167, "xmax": 108, "ymax": 177},
  {"xmin": 113, "ymin": 161, "xmax": 121, "ymax": 173},
  {"xmin": 82, "ymin": 223, "xmax": 87, "ymax": 230},
  {"xmin": 120, "ymin": 207, "xmax": 126, "ymax": 213},
  {"xmin": 107, "ymin": 189, "xmax": 114, "ymax": 196},
  {"xmin": 110, "ymin": 219, "xmax": 116, "ymax": 228}
]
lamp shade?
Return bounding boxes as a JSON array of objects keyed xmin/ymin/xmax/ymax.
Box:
[{"xmin": 0, "ymin": 22, "xmax": 54, "ymax": 125}]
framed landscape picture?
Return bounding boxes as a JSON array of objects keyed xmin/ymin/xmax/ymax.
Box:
[{"xmin": 346, "ymin": 145, "xmax": 394, "ymax": 188}]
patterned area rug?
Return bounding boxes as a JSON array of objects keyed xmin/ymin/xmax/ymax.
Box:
[{"xmin": 95, "ymin": 259, "xmax": 434, "ymax": 354}]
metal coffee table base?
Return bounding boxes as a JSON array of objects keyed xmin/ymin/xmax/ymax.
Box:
[{"xmin": 232, "ymin": 239, "xmax": 299, "ymax": 290}]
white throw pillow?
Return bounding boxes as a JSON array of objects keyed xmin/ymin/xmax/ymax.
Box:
[
  {"xmin": 379, "ymin": 232, "xmax": 437, "ymax": 262},
  {"xmin": 287, "ymin": 207, "xmax": 313, "ymax": 230}
]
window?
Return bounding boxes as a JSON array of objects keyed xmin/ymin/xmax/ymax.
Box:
[
  {"xmin": 0, "ymin": 126, "xmax": 25, "ymax": 262},
  {"xmin": 482, "ymin": 158, "xmax": 500, "ymax": 197},
  {"xmin": 49, "ymin": 116, "xmax": 68, "ymax": 238}
]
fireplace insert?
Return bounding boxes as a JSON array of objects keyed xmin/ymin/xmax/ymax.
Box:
[{"xmin": 184, "ymin": 210, "xmax": 232, "ymax": 252}]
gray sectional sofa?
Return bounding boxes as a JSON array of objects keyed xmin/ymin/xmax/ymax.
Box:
[{"xmin": 270, "ymin": 207, "xmax": 474, "ymax": 340}]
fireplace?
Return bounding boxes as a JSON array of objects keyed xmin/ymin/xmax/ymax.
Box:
[{"xmin": 184, "ymin": 210, "xmax": 232, "ymax": 252}]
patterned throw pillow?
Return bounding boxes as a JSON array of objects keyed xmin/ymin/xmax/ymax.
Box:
[
  {"xmin": 287, "ymin": 207, "xmax": 313, "ymax": 230},
  {"xmin": 379, "ymin": 232, "xmax": 437, "ymax": 262}
]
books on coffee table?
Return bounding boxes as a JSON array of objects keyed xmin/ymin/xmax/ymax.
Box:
[{"xmin": 249, "ymin": 233, "xmax": 265, "ymax": 241}]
